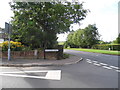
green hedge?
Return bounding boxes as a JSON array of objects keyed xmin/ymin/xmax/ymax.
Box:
[{"xmin": 92, "ymin": 44, "xmax": 120, "ymax": 51}]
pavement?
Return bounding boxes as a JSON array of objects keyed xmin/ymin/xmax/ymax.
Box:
[{"xmin": 0, "ymin": 55, "xmax": 83, "ymax": 67}]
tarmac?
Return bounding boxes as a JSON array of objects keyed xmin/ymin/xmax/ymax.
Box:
[{"xmin": 0, "ymin": 56, "xmax": 83, "ymax": 67}]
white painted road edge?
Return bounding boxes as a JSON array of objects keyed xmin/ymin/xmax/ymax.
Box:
[{"xmin": 0, "ymin": 70, "xmax": 61, "ymax": 80}]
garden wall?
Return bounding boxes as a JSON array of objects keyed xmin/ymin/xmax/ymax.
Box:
[{"xmin": 1, "ymin": 45, "xmax": 63, "ymax": 60}]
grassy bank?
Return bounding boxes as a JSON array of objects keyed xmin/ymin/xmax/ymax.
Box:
[{"xmin": 66, "ymin": 48, "xmax": 120, "ymax": 55}]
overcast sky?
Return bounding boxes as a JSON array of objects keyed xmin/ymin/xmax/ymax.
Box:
[{"xmin": 0, "ymin": 0, "xmax": 119, "ymax": 42}]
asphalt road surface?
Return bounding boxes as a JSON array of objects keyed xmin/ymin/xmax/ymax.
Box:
[{"xmin": 0, "ymin": 49, "xmax": 119, "ymax": 88}]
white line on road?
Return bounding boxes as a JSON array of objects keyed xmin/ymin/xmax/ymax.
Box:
[
  {"xmin": 85, "ymin": 59, "xmax": 119, "ymax": 72},
  {"xmin": 1, "ymin": 70, "xmax": 60, "ymax": 73},
  {"xmin": 116, "ymin": 70, "xmax": 120, "ymax": 72},
  {"xmin": 109, "ymin": 66, "xmax": 119, "ymax": 70},
  {"xmin": 86, "ymin": 59, "xmax": 91, "ymax": 61},
  {"xmin": 92, "ymin": 61, "xmax": 98, "ymax": 63},
  {"xmin": 87, "ymin": 61, "xmax": 92, "ymax": 64},
  {"xmin": 93, "ymin": 63, "xmax": 101, "ymax": 66},
  {"xmin": 102, "ymin": 66, "xmax": 112, "ymax": 70},
  {"xmin": 0, "ymin": 70, "xmax": 61, "ymax": 80},
  {"xmin": 100, "ymin": 63, "xmax": 108, "ymax": 66}
]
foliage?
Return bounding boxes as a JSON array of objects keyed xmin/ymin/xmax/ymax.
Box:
[
  {"xmin": 2, "ymin": 41, "xmax": 24, "ymax": 51},
  {"xmin": 63, "ymin": 53, "xmax": 70, "ymax": 59},
  {"xmin": 98, "ymin": 40, "xmax": 112, "ymax": 44},
  {"xmin": 58, "ymin": 41, "xmax": 65, "ymax": 45},
  {"xmin": 112, "ymin": 33, "xmax": 120, "ymax": 44},
  {"xmin": 66, "ymin": 48, "xmax": 120, "ymax": 55},
  {"xmin": 65, "ymin": 24, "xmax": 100, "ymax": 48},
  {"xmin": 10, "ymin": 2, "xmax": 88, "ymax": 49},
  {"xmin": 92, "ymin": 44, "xmax": 120, "ymax": 51}
]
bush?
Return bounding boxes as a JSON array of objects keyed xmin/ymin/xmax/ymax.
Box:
[
  {"xmin": 63, "ymin": 53, "xmax": 70, "ymax": 59},
  {"xmin": 92, "ymin": 44, "xmax": 120, "ymax": 51},
  {"xmin": 2, "ymin": 41, "xmax": 24, "ymax": 51}
]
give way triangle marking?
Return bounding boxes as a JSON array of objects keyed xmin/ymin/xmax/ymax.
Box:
[{"xmin": 0, "ymin": 70, "xmax": 61, "ymax": 80}]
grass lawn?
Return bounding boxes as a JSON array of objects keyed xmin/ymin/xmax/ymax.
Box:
[{"xmin": 66, "ymin": 48, "xmax": 120, "ymax": 55}]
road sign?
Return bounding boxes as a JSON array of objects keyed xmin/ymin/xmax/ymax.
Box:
[
  {"xmin": 5, "ymin": 22, "xmax": 9, "ymax": 33},
  {"xmin": 5, "ymin": 22, "xmax": 12, "ymax": 34}
]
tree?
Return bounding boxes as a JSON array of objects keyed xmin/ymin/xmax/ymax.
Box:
[
  {"xmin": 113, "ymin": 33, "xmax": 120, "ymax": 44},
  {"xmin": 64, "ymin": 31, "xmax": 77, "ymax": 48},
  {"xmin": 10, "ymin": 2, "xmax": 88, "ymax": 49},
  {"xmin": 66, "ymin": 24, "xmax": 100, "ymax": 48},
  {"xmin": 72, "ymin": 29, "xmax": 85, "ymax": 47},
  {"xmin": 83, "ymin": 24, "xmax": 100, "ymax": 48}
]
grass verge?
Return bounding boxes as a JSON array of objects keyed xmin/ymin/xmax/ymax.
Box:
[{"xmin": 66, "ymin": 48, "xmax": 120, "ymax": 55}]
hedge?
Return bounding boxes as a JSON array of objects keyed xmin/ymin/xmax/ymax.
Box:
[{"xmin": 92, "ymin": 44, "xmax": 120, "ymax": 51}]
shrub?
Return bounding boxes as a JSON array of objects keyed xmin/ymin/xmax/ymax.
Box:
[
  {"xmin": 92, "ymin": 44, "xmax": 120, "ymax": 51},
  {"xmin": 63, "ymin": 53, "xmax": 70, "ymax": 59},
  {"xmin": 2, "ymin": 41, "xmax": 24, "ymax": 51}
]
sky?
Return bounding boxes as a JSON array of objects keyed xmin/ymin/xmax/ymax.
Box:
[{"xmin": 0, "ymin": 0, "xmax": 119, "ymax": 42}]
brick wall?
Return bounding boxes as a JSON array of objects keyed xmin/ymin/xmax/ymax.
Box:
[{"xmin": 1, "ymin": 45, "xmax": 63, "ymax": 60}]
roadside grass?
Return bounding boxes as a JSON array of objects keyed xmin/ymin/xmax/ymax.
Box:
[{"xmin": 66, "ymin": 48, "xmax": 120, "ymax": 55}]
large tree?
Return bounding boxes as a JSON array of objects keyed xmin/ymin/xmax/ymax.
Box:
[
  {"xmin": 113, "ymin": 33, "xmax": 120, "ymax": 44},
  {"xmin": 10, "ymin": 2, "xmax": 88, "ymax": 49},
  {"xmin": 66, "ymin": 24, "xmax": 100, "ymax": 48},
  {"xmin": 83, "ymin": 24, "xmax": 100, "ymax": 48}
]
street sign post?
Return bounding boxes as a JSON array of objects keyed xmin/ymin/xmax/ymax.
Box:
[{"xmin": 5, "ymin": 22, "xmax": 12, "ymax": 61}]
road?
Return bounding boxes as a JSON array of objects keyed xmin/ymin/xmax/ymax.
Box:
[{"xmin": 0, "ymin": 49, "xmax": 119, "ymax": 88}]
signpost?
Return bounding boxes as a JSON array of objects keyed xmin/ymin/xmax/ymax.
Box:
[{"xmin": 5, "ymin": 22, "xmax": 12, "ymax": 61}]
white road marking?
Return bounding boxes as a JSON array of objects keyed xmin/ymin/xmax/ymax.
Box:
[
  {"xmin": 87, "ymin": 61, "xmax": 92, "ymax": 63},
  {"xmin": 102, "ymin": 66, "xmax": 112, "ymax": 70},
  {"xmin": 0, "ymin": 70, "xmax": 61, "ymax": 80},
  {"xmin": 93, "ymin": 63, "xmax": 101, "ymax": 66},
  {"xmin": 100, "ymin": 63, "xmax": 108, "ymax": 66},
  {"xmin": 86, "ymin": 59, "xmax": 91, "ymax": 61},
  {"xmin": 109, "ymin": 66, "xmax": 119, "ymax": 70},
  {"xmin": 86, "ymin": 59, "xmax": 119, "ymax": 72},
  {"xmin": 46, "ymin": 70, "xmax": 61, "ymax": 80},
  {"xmin": 0, "ymin": 67, "xmax": 13, "ymax": 69},
  {"xmin": 1, "ymin": 70, "xmax": 56, "ymax": 73},
  {"xmin": 116, "ymin": 70, "xmax": 120, "ymax": 72},
  {"xmin": 92, "ymin": 61, "xmax": 98, "ymax": 63}
]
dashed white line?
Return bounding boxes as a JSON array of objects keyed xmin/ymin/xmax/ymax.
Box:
[
  {"xmin": 87, "ymin": 61, "xmax": 92, "ymax": 63},
  {"xmin": 86, "ymin": 59, "xmax": 119, "ymax": 72},
  {"xmin": 102, "ymin": 66, "xmax": 112, "ymax": 70},
  {"xmin": 100, "ymin": 63, "xmax": 108, "ymax": 66},
  {"xmin": 93, "ymin": 63, "xmax": 101, "ymax": 66},
  {"xmin": 116, "ymin": 70, "xmax": 120, "ymax": 72},
  {"xmin": 92, "ymin": 61, "xmax": 98, "ymax": 63},
  {"xmin": 109, "ymin": 66, "xmax": 119, "ymax": 70},
  {"xmin": 86, "ymin": 59, "xmax": 91, "ymax": 61}
]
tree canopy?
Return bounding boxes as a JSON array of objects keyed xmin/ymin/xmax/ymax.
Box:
[
  {"xmin": 10, "ymin": 2, "xmax": 88, "ymax": 49},
  {"xmin": 113, "ymin": 33, "xmax": 120, "ymax": 44},
  {"xmin": 65, "ymin": 24, "xmax": 100, "ymax": 48}
]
